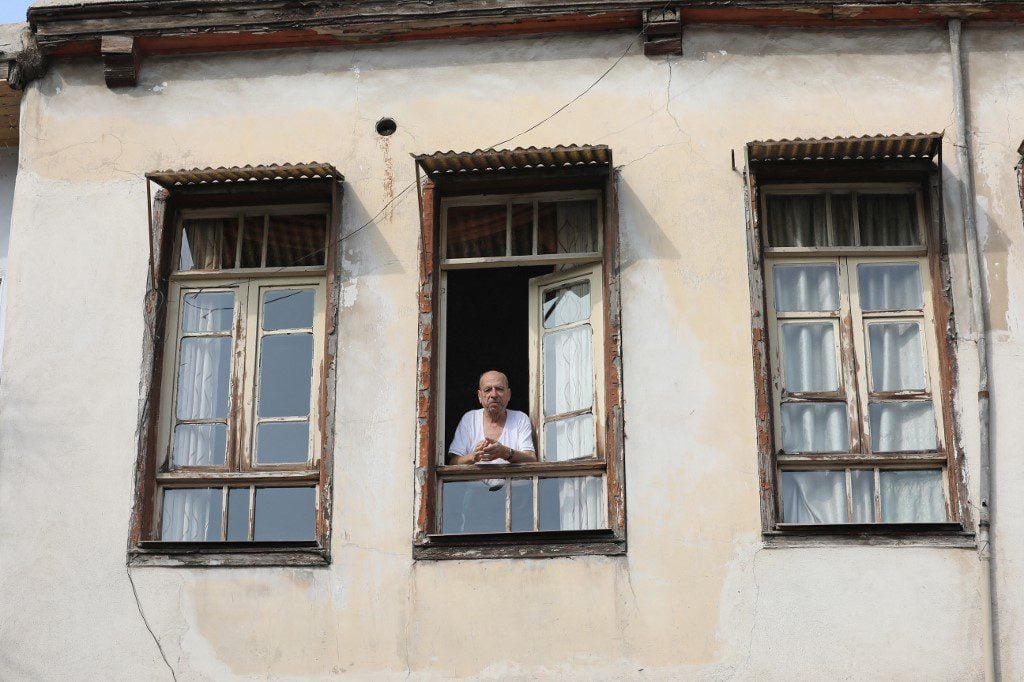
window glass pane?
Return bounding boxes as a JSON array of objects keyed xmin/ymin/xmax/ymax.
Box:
[
  {"xmin": 442, "ymin": 480, "xmax": 506, "ymax": 534},
  {"xmin": 781, "ymin": 403, "xmax": 848, "ymax": 452},
  {"xmin": 850, "ymin": 469, "xmax": 876, "ymax": 523},
  {"xmin": 510, "ymin": 479, "xmax": 534, "ymax": 532},
  {"xmin": 240, "ymin": 216, "xmax": 264, "ymax": 268},
  {"xmin": 830, "ymin": 194, "xmax": 855, "ymax": 246},
  {"xmin": 182, "ymin": 292, "xmax": 234, "ymax": 333},
  {"xmin": 858, "ymin": 193, "xmax": 920, "ymax": 246},
  {"xmin": 544, "ymin": 413, "xmax": 595, "ymax": 461},
  {"xmin": 161, "ymin": 488, "xmax": 221, "ymax": 541},
  {"xmin": 258, "ymin": 333, "xmax": 313, "ymax": 418},
  {"xmin": 868, "ymin": 322, "xmax": 926, "ymax": 392},
  {"xmin": 870, "ymin": 402, "xmax": 936, "ymax": 452},
  {"xmin": 511, "ymin": 203, "xmax": 533, "ymax": 256},
  {"xmin": 538, "ymin": 200, "xmax": 598, "ymax": 254},
  {"xmin": 253, "ymin": 487, "xmax": 316, "ymax": 541},
  {"xmin": 176, "ymin": 337, "xmax": 232, "ymax": 420},
  {"xmin": 266, "ymin": 214, "xmax": 327, "ymax": 268},
  {"xmin": 782, "ymin": 323, "xmax": 838, "ymax": 393},
  {"xmin": 172, "ymin": 423, "xmax": 227, "ymax": 467},
  {"xmin": 446, "ymin": 205, "xmax": 506, "ymax": 259},
  {"xmin": 773, "ymin": 264, "xmax": 839, "ymax": 312},
  {"xmin": 766, "ymin": 195, "xmax": 827, "ymax": 247},
  {"xmin": 263, "ymin": 289, "xmax": 315, "ymax": 331},
  {"xmin": 880, "ymin": 470, "xmax": 945, "ymax": 522},
  {"xmin": 255, "ymin": 421, "xmax": 309, "ymax": 464},
  {"xmin": 858, "ymin": 263, "xmax": 923, "ymax": 311},
  {"xmin": 543, "ymin": 325, "xmax": 594, "ymax": 416},
  {"xmin": 226, "ymin": 488, "xmax": 250, "ymax": 541},
  {"xmin": 781, "ymin": 470, "xmax": 846, "ymax": 523},
  {"xmin": 538, "ymin": 476, "xmax": 605, "ymax": 531},
  {"xmin": 543, "ymin": 280, "xmax": 591, "ymax": 329},
  {"xmin": 180, "ymin": 218, "xmax": 230, "ymax": 270}
]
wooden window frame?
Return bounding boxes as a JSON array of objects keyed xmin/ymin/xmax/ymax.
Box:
[
  {"xmin": 746, "ymin": 169, "xmax": 974, "ymax": 548},
  {"xmin": 414, "ymin": 173, "xmax": 626, "ymax": 560},
  {"xmin": 129, "ymin": 185, "xmax": 342, "ymax": 567}
]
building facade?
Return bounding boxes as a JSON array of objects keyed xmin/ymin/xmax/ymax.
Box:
[{"xmin": 0, "ymin": 1, "xmax": 1022, "ymax": 679}]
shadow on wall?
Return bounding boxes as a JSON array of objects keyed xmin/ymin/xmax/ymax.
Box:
[
  {"xmin": 615, "ymin": 176, "xmax": 682, "ymax": 273},
  {"xmin": 336, "ymin": 181, "xmax": 404, "ymax": 280}
]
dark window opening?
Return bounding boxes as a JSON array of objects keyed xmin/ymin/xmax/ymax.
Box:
[{"xmin": 443, "ymin": 265, "xmax": 553, "ymax": 451}]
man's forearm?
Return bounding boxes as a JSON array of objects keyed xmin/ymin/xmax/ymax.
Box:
[{"xmin": 507, "ymin": 448, "xmax": 537, "ymax": 463}]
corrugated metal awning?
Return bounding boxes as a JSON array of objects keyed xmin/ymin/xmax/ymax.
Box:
[
  {"xmin": 146, "ymin": 162, "xmax": 342, "ymax": 188},
  {"xmin": 748, "ymin": 133, "xmax": 942, "ymax": 163},
  {"xmin": 415, "ymin": 145, "xmax": 611, "ymax": 176}
]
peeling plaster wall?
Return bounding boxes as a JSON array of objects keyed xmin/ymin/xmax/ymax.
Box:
[{"xmin": 0, "ymin": 25, "xmax": 1014, "ymax": 679}]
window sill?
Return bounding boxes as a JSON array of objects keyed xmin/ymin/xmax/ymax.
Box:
[
  {"xmin": 414, "ymin": 529, "xmax": 625, "ymax": 560},
  {"xmin": 764, "ymin": 522, "xmax": 975, "ymax": 548},
  {"xmin": 129, "ymin": 541, "xmax": 329, "ymax": 567}
]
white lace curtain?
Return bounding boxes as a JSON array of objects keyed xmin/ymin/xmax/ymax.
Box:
[
  {"xmin": 783, "ymin": 469, "xmax": 944, "ymax": 524},
  {"xmin": 162, "ymin": 488, "xmax": 219, "ymax": 541}
]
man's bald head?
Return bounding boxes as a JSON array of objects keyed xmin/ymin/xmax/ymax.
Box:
[{"xmin": 478, "ymin": 370, "xmax": 509, "ymax": 389}]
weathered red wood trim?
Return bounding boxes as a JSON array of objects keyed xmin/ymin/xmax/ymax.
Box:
[{"xmin": 414, "ymin": 179, "xmax": 439, "ymax": 543}]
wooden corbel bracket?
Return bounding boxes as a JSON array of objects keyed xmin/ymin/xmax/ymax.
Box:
[
  {"xmin": 101, "ymin": 35, "xmax": 141, "ymax": 88},
  {"xmin": 643, "ymin": 7, "xmax": 683, "ymax": 57}
]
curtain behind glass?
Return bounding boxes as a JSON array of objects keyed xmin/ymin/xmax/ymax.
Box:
[
  {"xmin": 162, "ymin": 488, "xmax": 220, "ymax": 541},
  {"xmin": 538, "ymin": 477, "xmax": 604, "ymax": 530},
  {"xmin": 180, "ymin": 219, "xmax": 226, "ymax": 270},
  {"xmin": 782, "ymin": 323, "xmax": 838, "ymax": 392},
  {"xmin": 858, "ymin": 194, "xmax": 919, "ymax": 246},
  {"xmin": 773, "ymin": 264, "xmax": 839, "ymax": 312},
  {"xmin": 766, "ymin": 195, "xmax": 827, "ymax": 247},
  {"xmin": 781, "ymin": 470, "xmax": 845, "ymax": 523},
  {"xmin": 880, "ymin": 470, "xmax": 944, "ymax": 522},
  {"xmin": 868, "ymin": 322, "xmax": 925, "ymax": 391}
]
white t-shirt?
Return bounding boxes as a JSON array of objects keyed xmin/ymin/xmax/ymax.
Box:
[{"xmin": 448, "ymin": 408, "xmax": 536, "ymax": 458}]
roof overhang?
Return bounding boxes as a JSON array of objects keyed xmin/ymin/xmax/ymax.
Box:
[
  {"xmin": 747, "ymin": 133, "xmax": 943, "ymax": 164},
  {"xmin": 146, "ymin": 162, "xmax": 342, "ymax": 189},
  {"xmin": 415, "ymin": 145, "xmax": 611, "ymax": 178},
  {"xmin": 25, "ymin": 1, "xmax": 1024, "ymax": 64}
]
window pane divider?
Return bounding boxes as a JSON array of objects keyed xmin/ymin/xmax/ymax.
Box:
[
  {"xmin": 179, "ymin": 331, "xmax": 231, "ymax": 340},
  {"xmin": 172, "ymin": 266, "xmax": 329, "ymax": 280},
  {"xmin": 777, "ymin": 452, "xmax": 947, "ymax": 465},
  {"xmin": 261, "ymin": 327, "xmax": 314, "ymax": 336},
  {"xmin": 861, "ymin": 309, "xmax": 926, "ymax": 318},
  {"xmin": 441, "ymin": 253, "xmax": 601, "ymax": 269},
  {"xmin": 257, "ymin": 415, "xmax": 309, "ymax": 423},
  {"xmin": 779, "ymin": 392, "xmax": 847, "ymax": 402},
  {"xmin": 774, "ymin": 311, "xmax": 840, "ymax": 320},
  {"xmin": 543, "ymin": 407, "xmax": 594, "ymax": 423},
  {"xmin": 765, "ymin": 246, "xmax": 926, "ymax": 257},
  {"xmin": 156, "ymin": 470, "xmax": 319, "ymax": 484},
  {"xmin": 868, "ymin": 392, "xmax": 933, "ymax": 402},
  {"xmin": 220, "ymin": 486, "xmax": 230, "ymax": 541},
  {"xmin": 541, "ymin": 318, "xmax": 591, "ymax": 334}
]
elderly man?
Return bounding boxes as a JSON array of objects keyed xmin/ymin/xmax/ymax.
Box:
[{"xmin": 447, "ymin": 370, "xmax": 537, "ymax": 465}]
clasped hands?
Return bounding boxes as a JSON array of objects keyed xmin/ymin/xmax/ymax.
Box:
[{"xmin": 470, "ymin": 438, "xmax": 511, "ymax": 463}]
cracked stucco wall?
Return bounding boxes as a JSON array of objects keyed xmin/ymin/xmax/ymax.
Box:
[{"xmin": 0, "ymin": 24, "xmax": 1019, "ymax": 679}]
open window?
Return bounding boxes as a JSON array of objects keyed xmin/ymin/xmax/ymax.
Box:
[
  {"xmin": 129, "ymin": 164, "xmax": 342, "ymax": 566},
  {"xmin": 745, "ymin": 135, "xmax": 972, "ymax": 542},
  {"xmin": 412, "ymin": 146, "xmax": 626, "ymax": 559}
]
